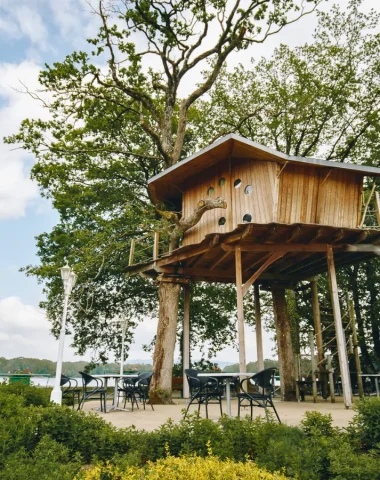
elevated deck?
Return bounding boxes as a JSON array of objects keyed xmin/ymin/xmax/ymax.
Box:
[{"xmin": 126, "ymin": 222, "xmax": 380, "ymax": 286}]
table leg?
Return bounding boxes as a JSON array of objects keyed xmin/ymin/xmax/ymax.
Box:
[
  {"xmin": 113, "ymin": 378, "xmax": 119, "ymax": 407},
  {"xmin": 226, "ymin": 378, "xmax": 231, "ymax": 417}
]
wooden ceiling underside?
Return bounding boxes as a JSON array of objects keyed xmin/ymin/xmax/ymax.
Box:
[{"xmin": 126, "ymin": 223, "xmax": 380, "ymax": 286}]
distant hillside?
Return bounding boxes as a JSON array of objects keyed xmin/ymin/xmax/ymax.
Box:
[
  {"xmin": 223, "ymin": 359, "xmax": 279, "ymax": 373},
  {"xmin": 0, "ymin": 357, "xmax": 152, "ymax": 377}
]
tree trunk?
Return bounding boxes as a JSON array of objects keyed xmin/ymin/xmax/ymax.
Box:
[
  {"xmin": 348, "ymin": 265, "xmax": 375, "ymax": 372},
  {"xmin": 150, "ymin": 280, "xmax": 182, "ymax": 404},
  {"xmin": 272, "ymin": 286, "xmax": 297, "ymax": 401},
  {"xmin": 365, "ymin": 261, "xmax": 380, "ymax": 367}
]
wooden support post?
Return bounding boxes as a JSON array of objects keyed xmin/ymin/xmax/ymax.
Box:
[
  {"xmin": 254, "ymin": 284, "xmax": 264, "ymax": 372},
  {"xmin": 347, "ymin": 293, "xmax": 364, "ymax": 398},
  {"xmin": 295, "ymin": 354, "xmax": 300, "ymax": 402},
  {"xmin": 311, "ymin": 281, "xmax": 324, "ymax": 365},
  {"xmin": 311, "ymin": 280, "xmax": 329, "ymax": 400},
  {"xmin": 327, "ymin": 354, "xmax": 336, "ymax": 403},
  {"xmin": 235, "ymin": 246, "xmax": 247, "ymax": 373},
  {"xmin": 183, "ymin": 285, "xmax": 190, "ymax": 399},
  {"xmin": 153, "ymin": 232, "xmax": 160, "ymax": 261},
  {"xmin": 309, "ymin": 331, "xmax": 318, "ymax": 403},
  {"xmin": 375, "ymin": 191, "xmax": 380, "ymax": 226},
  {"xmin": 128, "ymin": 239, "xmax": 135, "ymax": 266},
  {"xmin": 359, "ymin": 182, "xmax": 377, "ymax": 228},
  {"xmin": 326, "ymin": 246, "xmax": 352, "ymax": 408}
]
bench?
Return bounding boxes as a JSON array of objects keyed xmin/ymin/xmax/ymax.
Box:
[{"xmin": 172, "ymin": 377, "xmax": 184, "ymax": 398}]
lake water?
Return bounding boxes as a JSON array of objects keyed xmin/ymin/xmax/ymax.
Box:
[{"xmin": 0, "ymin": 376, "xmax": 118, "ymax": 387}]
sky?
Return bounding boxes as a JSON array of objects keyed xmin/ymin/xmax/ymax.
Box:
[{"xmin": 0, "ymin": 0, "xmax": 377, "ymax": 366}]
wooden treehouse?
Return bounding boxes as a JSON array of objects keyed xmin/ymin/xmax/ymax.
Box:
[{"xmin": 127, "ymin": 134, "xmax": 380, "ymax": 407}]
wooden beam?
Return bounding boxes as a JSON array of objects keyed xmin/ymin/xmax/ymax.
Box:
[
  {"xmin": 222, "ymin": 243, "xmax": 328, "ymax": 253},
  {"xmin": 224, "ymin": 225, "xmax": 254, "ymax": 244},
  {"xmin": 183, "ymin": 285, "xmax": 190, "ymax": 399},
  {"xmin": 235, "ymin": 246, "xmax": 247, "ymax": 373},
  {"xmin": 254, "ymin": 284, "xmax": 264, "ymax": 371},
  {"xmin": 243, "ymin": 252, "xmax": 272, "ymax": 273},
  {"xmin": 222, "ymin": 243, "xmax": 380, "ymax": 255},
  {"xmin": 286, "ymin": 225, "xmax": 303, "ymax": 243},
  {"xmin": 342, "ymin": 244, "xmax": 380, "ymax": 254},
  {"xmin": 153, "ymin": 232, "xmax": 160, "ymax": 261},
  {"xmin": 128, "ymin": 239, "xmax": 135, "ymax": 266},
  {"xmin": 375, "ymin": 191, "xmax": 380, "ymax": 226},
  {"xmin": 156, "ymin": 243, "xmax": 211, "ymax": 267},
  {"xmin": 326, "ymin": 245, "xmax": 352, "ymax": 408},
  {"xmin": 209, "ymin": 251, "xmax": 231, "ymax": 270},
  {"xmin": 359, "ymin": 182, "xmax": 377, "ymax": 228},
  {"xmin": 242, "ymin": 252, "xmax": 284, "ymax": 297},
  {"xmin": 156, "ymin": 276, "xmax": 190, "ymax": 285}
]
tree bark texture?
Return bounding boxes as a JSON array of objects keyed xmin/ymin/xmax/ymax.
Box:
[
  {"xmin": 272, "ymin": 286, "xmax": 297, "ymax": 401},
  {"xmin": 348, "ymin": 265, "xmax": 375, "ymax": 372},
  {"xmin": 150, "ymin": 281, "xmax": 182, "ymax": 404},
  {"xmin": 365, "ymin": 261, "xmax": 380, "ymax": 366}
]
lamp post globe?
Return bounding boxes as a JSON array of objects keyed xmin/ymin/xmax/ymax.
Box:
[{"xmin": 50, "ymin": 263, "xmax": 76, "ymax": 405}]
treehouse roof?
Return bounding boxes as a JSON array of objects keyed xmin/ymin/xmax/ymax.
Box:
[{"xmin": 148, "ymin": 134, "xmax": 380, "ymax": 204}]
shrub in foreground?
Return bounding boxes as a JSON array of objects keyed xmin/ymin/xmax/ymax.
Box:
[
  {"xmin": 348, "ymin": 396, "xmax": 380, "ymax": 450},
  {"xmin": 0, "ymin": 382, "xmax": 51, "ymax": 407},
  {"xmin": 81, "ymin": 454, "xmax": 289, "ymax": 480}
]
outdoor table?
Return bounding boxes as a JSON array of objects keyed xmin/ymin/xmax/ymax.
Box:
[
  {"xmin": 359, "ymin": 374, "xmax": 380, "ymax": 397},
  {"xmin": 198, "ymin": 372, "xmax": 250, "ymax": 417},
  {"xmin": 93, "ymin": 374, "xmax": 138, "ymax": 412}
]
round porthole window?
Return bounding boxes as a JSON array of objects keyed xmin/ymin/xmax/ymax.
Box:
[
  {"xmin": 243, "ymin": 214, "xmax": 252, "ymax": 223},
  {"xmin": 234, "ymin": 179, "xmax": 242, "ymax": 188},
  {"xmin": 244, "ymin": 185, "xmax": 253, "ymax": 195},
  {"xmin": 218, "ymin": 177, "xmax": 226, "ymax": 187},
  {"xmin": 218, "ymin": 217, "xmax": 226, "ymax": 226},
  {"xmin": 207, "ymin": 187, "xmax": 215, "ymax": 196}
]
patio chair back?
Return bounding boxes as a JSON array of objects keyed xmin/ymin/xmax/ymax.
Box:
[
  {"xmin": 60, "ymin": 374, "xmax": 71, "ymax": 387},
  {"xmin": 137, "ymin": 372, "xmax": 153, "ymax": 386},
  {"xmin": 78, "ymin": 371, "xmax": 107, "ymax": 412},
  {"xmin": 60, "ymin": 374, "xmax": 80, "ymax": 408},
  {"xmin": 184, "ymin": 368, "xmax": 200, "ymax": 389},
  {"xmin": 250, "ymin": 367, "xmax": 276, "ymax": 394}
]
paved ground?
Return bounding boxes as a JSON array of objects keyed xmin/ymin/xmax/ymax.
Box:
[{"xmin": 82, "ymin": 396, "xmax": 356, "ymax": 431}]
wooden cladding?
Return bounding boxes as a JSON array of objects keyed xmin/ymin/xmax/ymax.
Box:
[
  {"xmin": 182, "ymin": 157, "xmax": 362, "ymax": 246},
  {"xmin": 182, "ymin": 159, "xmax": 231, "ymax": 246}
]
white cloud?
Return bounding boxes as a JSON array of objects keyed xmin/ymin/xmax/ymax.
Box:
[
  {"xmin": 0, "ymin": 295, "xmax": 87, "ymax": 361},
  {"xmin": 0, "ymin": 1, "xmax": 48, "ymax": 46},
  {"xmin": 0, "ymin": 60, "xmax": 49, "ymax": 219},
  {"xmin": 14, "ymin": 6, "xmax": 48, "ymax": 46}
]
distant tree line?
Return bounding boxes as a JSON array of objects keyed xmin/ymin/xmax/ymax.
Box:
[{"xmin": 0, "ymin": 357, "xmax": 152, "ymax": 377}]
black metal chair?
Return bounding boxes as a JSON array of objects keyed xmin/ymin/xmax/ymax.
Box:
[
  {"xmin": 78, "ymin": 371, "xmax": 107, "ymax": 412},
  {"xmin": 135, "ymin": 372, "xmax": 154, "ymax": 411},
  {"xmin": 237, "ymin": 367, "xmax": 281, "ymax": 422},
  {"xmin": 118, "ymin": 375, "xmax": 140, "ymax": 411},
  {"xmin": 184, "ymin": 368, "xmax": 223, "ymax": 419},
  {"xmin": 61, "ymin": 374, "xmax": 81, "ymax": 408},
  {"xmin": 118, "ymin": 373, "xmax": 154, "ymax": 411}
]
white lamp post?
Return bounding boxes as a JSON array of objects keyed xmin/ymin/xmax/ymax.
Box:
[
  {"xmin": 111, "ymin": 318, "xmax": 129, "ymax": 376},
  {"xmin": 50, "ymin": 263, "xmax": 77, "ymax": 405}
]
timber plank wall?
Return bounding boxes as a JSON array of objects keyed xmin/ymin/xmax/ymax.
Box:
[{"xmin": 182, "ymin": 156, "xmax": 362, "ymax": 246}]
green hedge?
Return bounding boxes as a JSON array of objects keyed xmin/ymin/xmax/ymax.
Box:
[{"xmin": 1, "ymin": 385, "xmax": 380, "ymax": 479}]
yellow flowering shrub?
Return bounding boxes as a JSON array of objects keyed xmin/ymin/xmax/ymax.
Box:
[{"xmin": 80, "ymin": 455, "xmax": 288, "ymax": 480}]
